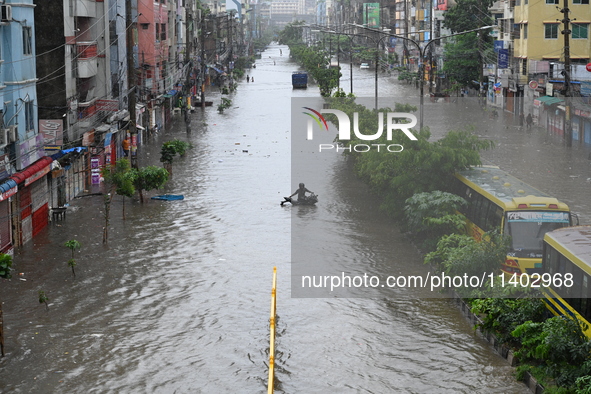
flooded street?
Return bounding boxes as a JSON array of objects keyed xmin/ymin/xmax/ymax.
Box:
[{"xmin": 3, "ymin": 43, "xmax": 585, "ymax": 392}]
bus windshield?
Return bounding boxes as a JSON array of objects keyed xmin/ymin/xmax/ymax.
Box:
[{"xmin": 504, "ymin": 211, "xmax": 570, "ymax": 257}]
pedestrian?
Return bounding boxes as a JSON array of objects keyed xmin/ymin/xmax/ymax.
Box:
[
  {"xmin": 526, "ymin": 113, "xmax": 533, "ymax": 129},
  {"xmin": 519, "ymin": 112, "xmax": 525, "ymax": 129},
  {"xmin": 251, "ymin": 77, "xmax": 254, "ymax": 83},
  {"xmin": 246, "ymin": 75, "xmax": 250, "ymax": 83}
]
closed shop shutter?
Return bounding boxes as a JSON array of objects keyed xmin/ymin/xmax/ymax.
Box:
[
  {"xmin": 31, "ymin": 178, "xmax": 48, "ymax": 212},
  {"xmin": 19, "ymin": 186, "xmax": 32, "ymax": 219},
  {"xmin": 21, "ymin": 215, "xmax": 32, "ymax": 245},
  {"xmin": 0, "ymin": 200, "xmax": 10, "ymax": 251},
  {"xmin": 32, "ymin": 203, "xmax": 49, "ymax": 237}
]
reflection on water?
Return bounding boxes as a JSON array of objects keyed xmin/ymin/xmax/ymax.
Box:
[{"xmin": 0, "ymin": 44, "xmax": 531, "ymax": 393}]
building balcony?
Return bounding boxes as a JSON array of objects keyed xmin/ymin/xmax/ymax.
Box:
[
  {"xmin": 73, "ymin": 0, "xmax": 96, "ymax": 17},
  {"xmin": 77, "ymin": 42, "xmax": 98, "ymax": 78}
]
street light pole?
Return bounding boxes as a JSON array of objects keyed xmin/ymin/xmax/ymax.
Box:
[
  {"xmin": 312, "ymin": 26, "xmax": 368, "ymax": 95},
  {"xmin": 354, "ymin": 24, "xmax": 494, "ymax": 130}
]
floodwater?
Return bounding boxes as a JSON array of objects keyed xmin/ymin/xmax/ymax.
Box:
[{"xmin": 4, "ymin": 43, "xmax": 582, "ymax": 392}]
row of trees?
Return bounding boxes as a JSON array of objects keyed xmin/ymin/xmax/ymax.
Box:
[
  {"xmin": 101, "ymin": 139, "xmax": 190, "ymax": 243},
  {"xmin": 0, "ymin": 137, "xmax": 191, "ymax": 357},
  {"xmin": 278, "ymin": 21, "xmax": 340, "ymax": 97},
  {"xmin": 325, "ymin": 94, "xmax": 591, "ymax": 392}
]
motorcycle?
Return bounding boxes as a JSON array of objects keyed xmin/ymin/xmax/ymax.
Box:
[{"xmin": 280, "ymin": 193, "xmax": 318, "ymax": 206}]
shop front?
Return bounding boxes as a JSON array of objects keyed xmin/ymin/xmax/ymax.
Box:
[{"xmin": 9, "ymin": 156, "xmax": 53, "ymax": 247}]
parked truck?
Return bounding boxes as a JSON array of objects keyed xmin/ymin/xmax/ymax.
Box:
[{"xmin": 292, "ymin": 72, "xmax": 308, "ymax": 89}]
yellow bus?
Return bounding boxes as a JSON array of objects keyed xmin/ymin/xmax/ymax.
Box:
[
  {"xmin": 452, "ymin": 166, "xmax": 574, "ymax": 276},
  {"xmin": 541, "ymin": 226, "xmax": 591, "ymax": 337}
]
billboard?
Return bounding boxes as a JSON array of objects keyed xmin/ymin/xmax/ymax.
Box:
[{"xmin": 363, "ymin": 3, "xmax": 380, "ymax": 28}]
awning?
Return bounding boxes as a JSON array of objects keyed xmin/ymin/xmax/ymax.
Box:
[
  {"xmin": 10, "ymin": 156, "xmax": 53, "ymax": 186},
  {"xmin": 0, "ymin": 179, "xmax": 17, "ymax": 202},
  {"xmin": 535, "ymin": 96, "xmax": 564, "ymax": 106},
  {"xmin": 162, "ymin": 89, "xmax": 178, "ymax": 98},
  {"xmin": 210, "ymin": 66, "xmax": 225, "ymax": 74}
]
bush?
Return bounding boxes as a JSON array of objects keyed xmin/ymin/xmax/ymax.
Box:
[
  {"xmin": 470, "ymin": 297, "xmax": 546, "ymax": 345},
  {"xmin": 512, "ymin": 317, "xmax": 591, "ymax": 388},
  {"xmin": 404, "ymin": 191, "xmax": 467, "ymax": 250}
]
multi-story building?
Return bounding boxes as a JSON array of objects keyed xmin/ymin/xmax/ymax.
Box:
[
  {"xmin": 512, "ymin": 0, "xmax": 590, "ymax": 110},
  {"xmin": 0, "ymin": 0, "xmax": 54, "ymax": 251}
]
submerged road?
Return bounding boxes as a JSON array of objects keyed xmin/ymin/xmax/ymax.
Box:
[{"xmin": 0, "ymin": 43, "xmax": 559, "ymax": 393}]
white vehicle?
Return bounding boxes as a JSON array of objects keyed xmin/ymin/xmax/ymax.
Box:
[{"xmin": 360, "ymin": 63, "xmax": 370, "ymax": 69}]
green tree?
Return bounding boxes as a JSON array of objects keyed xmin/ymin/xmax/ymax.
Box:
[
  {"xmin": 425, "ymin": 231, "xmax": 509, "ymax": 279},
  {"xmin": 442, "ymin": 34, "xmax": 482, "ymax": 88},
  {"xmin": 160, "ymin": 139, "xmax": 190, "ymax": 177},
  {"xmin": 38, "ymin": 290, "xmax": 49, "ymax": 311},
  {"xmin": 0, "ymin": 253, "xmax": 13, "ymax": 356},
  {"xmin": 101, "ymin": 159, "xmax": 136, "ymax": 243},
  {"xmin": 64, "ymin": 239, "xmax": 81, "ymax": 278},
  {"xmin": 404, "ymin": 191, "xmax": 467, "ymax": 250},
  {"xmin": 277, "ymin": 20, "xmax": 306, "ymax": 45},
  {"xmin": 132, "ymin": 166, "xmax": 170, "ymax": 204},
  {"xmin": 0, "ymin": 254, "xmax": 12, "ymax": 279},
  {"xmin": 443, "ymin": 0, "xmax": 494, "ymax": 87},
  {"xmin": 325, "ymin": 97, "xmax": 493, "ymax": 217}
]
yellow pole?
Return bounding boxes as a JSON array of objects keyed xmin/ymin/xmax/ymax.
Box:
[{"xmin": 268, "ymin": 267, "xmax": 277, "ymax": 394}]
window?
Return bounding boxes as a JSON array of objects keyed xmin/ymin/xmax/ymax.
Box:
[
  {"xmin": 25, "ymin": 101, "xmax": 34, "ymax": 131},
  {"xmin": 546, "ymin": 0, "xmax": 559, "ymax": 3},
  {"xmin": 22, "ymin": 26, "xmax": 32, "ymax": 55},
  {"xmin": 160, "ymin": 24, "xmax": 166, "ymax": 41},
  {"xmin": 522, "ymin": 24, "xmax": 528, "ymax": 39},
  {"xmin": 522, "ymin": 59, "xmax": 527, "ymax": 75},
  {"xmin": 155, "ymin": 24, "xmax": 160, "ymax": 41},
  {"xmin": 545, "ymin": 23, "xmax": 558, "ymax": 39},
  {"xmin": 572, "ymin": 23, "xmax": 589, "ymax": 39},
  {"xmin": 573, "ymin": 0, "xmax": 589, "ymax": 4}
]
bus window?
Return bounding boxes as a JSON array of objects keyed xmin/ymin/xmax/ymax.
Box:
[
  {"xmin": 469, "ymin": 193, "xmax": 483, "ymax": 226},
  {"xmin": 488, "ymin": 206, "xmax": 503, "ymax": 231},
  {"xmin": 477, "ymin": 199, "xmax": 491, "ymax": 230},
  {"xmin": 505, "ymin": 219, "xmax": 569, "ymax": 257}
]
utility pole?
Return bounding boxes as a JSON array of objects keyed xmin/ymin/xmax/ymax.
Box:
[
  {"xmin": 200, "ymin": 15, "xmax": 207, "ymax": 108},
  {"xmin": 428, "ymin": 0, "xmax": 434, "ymax": 93},
  {"xmin": 184, "ymin": 7, "xmax": 193, "ymax": 113},
  {"xmin": 229, "ymin": 13, "xmax": 233, "ymax": 84},
  {"xmin": 126, "ymin": 0, "xmax": 138, "ymax": 168},
  {"xmin": 561, "ymin": 0, "xmax": 572, "ymax": 147}
]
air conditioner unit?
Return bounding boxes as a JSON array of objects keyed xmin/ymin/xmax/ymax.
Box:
[
  {"xmin": 7, "ymin": 125, "xmax": 17, "ymax": 143},
  {"xmin": 1, "ymin": 5, "xmax": 12, "ymax": 22}
]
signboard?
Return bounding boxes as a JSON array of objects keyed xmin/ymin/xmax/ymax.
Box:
[
  {"xmin": 586, "ymin": 63, "xmax": 591, "ymax": 72},
  {"xmin": 96, "ymin": 99, "xmax": 119, "ymax": 112},
  {"xmin": 581, "ymin": 81, "xmax": 591, "ymax": 97},
  {"xmin": 506, "ymin": 211, "xmax": 570, "ymax": 223},
  {"xmin": 39, "ymin": 119, "xmax": 64, "ymax": 146},
  {"xmin": 16, "ymin": 134, "xmax": 45, "ymax": 171},
  {"xmin": 363, "ymin": 3, "xmax": 380, "ymax": 28},
  {"xmin": 546, "ymin": 82, "xmax": 554, "ymax": 97},
  {"xmin": 494, "ymin": 40, "xmax": 504, "ymax": 53},
  {"xmin": 498, "ymin": 49, "xmax": 509, "ymax": 69},
  {"xmin": 91, "ymin": 157, "xmax": 101, "ymax": 185},
  {"xmin": 24, "ymin": 164, "xmax": 50, "ymax": 187},
  {"xmin": 0, "ymin": 185, "xmax": 17, "ymax": 202},
  {"xmin": 529, "ymin": 80, "xmax": 538, "ymax": 89}
]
